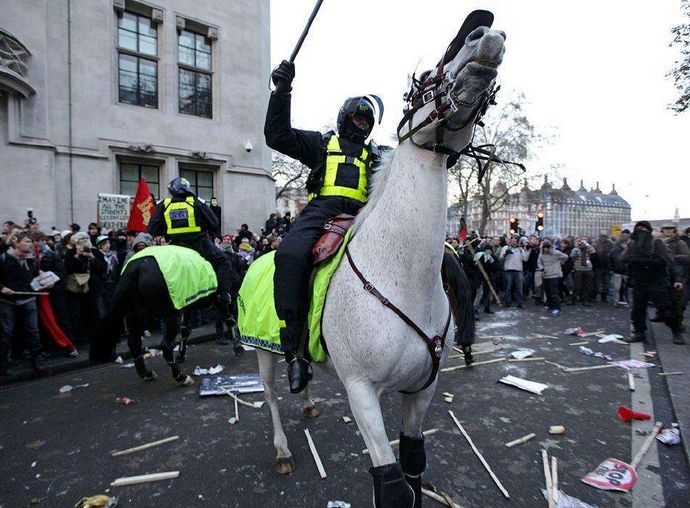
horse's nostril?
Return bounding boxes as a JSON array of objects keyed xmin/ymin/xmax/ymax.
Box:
[{"xmin": 467, "ymin": 26, "xmax": 487, "ymax": 41}]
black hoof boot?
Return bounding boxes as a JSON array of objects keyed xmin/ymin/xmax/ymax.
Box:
[
  {"xmin": 287, "ymin": 358, "xmax": 312, "ymax": 394},
  {"xmin": 134, "ymin": 356, "xmax": 157, "ymax": 381},
  {"xmin": 370, "ymin": 462, "xmax": 415, "ymax": 508},
  {"xmin": 399, "ymin": 434, "xmax": 425, "ymax": 508},
  {"xmin": 461, "ymin": 345, "xmax": 474, "ymax": 367}
]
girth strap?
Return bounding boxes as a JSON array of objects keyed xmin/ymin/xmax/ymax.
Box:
[{"xmin": 345, "ymin": 248, "xmax": 451, "ymax": 394}]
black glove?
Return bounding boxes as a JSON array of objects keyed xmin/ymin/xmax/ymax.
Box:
[{"xmin": 271, "ymin": 60, "xmax": 295, "ymax": 94}]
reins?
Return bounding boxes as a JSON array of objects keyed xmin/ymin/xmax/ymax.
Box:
[{"xmin": 345, "ymin": 247, "xmax": 451, "ymax": 394}]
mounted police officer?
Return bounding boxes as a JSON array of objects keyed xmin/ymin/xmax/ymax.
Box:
[
  {"xmin": 148, "ymin": 177, "xmax": 237, "ymax": 321},
  {"xmin": 265, "ymin": 60, "xmax": 382, "ymax": 393}
]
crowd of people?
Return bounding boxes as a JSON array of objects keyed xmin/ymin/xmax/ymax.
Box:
[
  {"xmin": 1, "ymin": 209, "xmax": 688, "ymax": 376},
  {"xmin": 0, "ymin": 211, "xmax": 296, "ymax": 376},
  {"xmin": 447, "ymin": 223, "xmax": 689, "ymax": 343}
]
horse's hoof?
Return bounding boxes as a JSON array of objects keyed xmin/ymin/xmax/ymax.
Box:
[
  {"xmin": 179, "ymin": 375, "xmax": 194, "ymax": 386},
  {"xmin": 143, "ymin": 371, "xmax": 157, "ymax": 382},
  {"xmin": 233, "ymin": 345, "xmax": 245, "ymax": 357},
  {"xmin": 274, "ymin": 456, "xmax": 295, "ymax": 475},
  {"xmin": 303, "ymin": 405, "xmax": 320, "ymax": 419}
]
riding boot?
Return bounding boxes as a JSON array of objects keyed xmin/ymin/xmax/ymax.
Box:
[
  {"xmin": 370, "ymin": 462, "xmax": 415, "ymax": 508},
  {"xmin": 461, "ymin": 344, "xmax": 474, "ymax": 367},
  {"xmin": 280, "ymin": 322, "xmax": 312, "ymax": 394},
  {"xmin": 399, "ymin": 434, "xmax": 425, "ymax": 508}
]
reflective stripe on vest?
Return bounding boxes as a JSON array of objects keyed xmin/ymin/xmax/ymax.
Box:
[
  {"xmin": 316, "ymin": 136, "xmax": 369, "ymax": 203},
  {"xmin": 163, "ymin": 196, "xmax": 202, "ymax": 235}
]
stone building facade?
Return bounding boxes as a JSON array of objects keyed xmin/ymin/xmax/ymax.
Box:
[
  {"xmin": 448, "ymin": 178, "xmax": 632, "ymax": 238},
  {"xmin": 0, "ymin": 0, "xmax": 273, "ymax": 233}
]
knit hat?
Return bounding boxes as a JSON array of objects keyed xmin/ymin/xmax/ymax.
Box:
[
  {"xmin": 132, "ymin": 232, "xmax": 154, "ymax": 248},
  {"xmin": 70, "ymin": 231, "xmax": 92, "ymax": 248}
]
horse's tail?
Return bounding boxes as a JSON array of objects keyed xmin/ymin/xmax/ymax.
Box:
[
  {"xmin": 441, "ymin": 250, "xmax": 475, "ymax": 347},
  {"xmin": 89, "ymin": 258, "xmax": 141, "ymax": 362}
]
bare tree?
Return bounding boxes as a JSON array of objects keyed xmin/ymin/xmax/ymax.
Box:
[
  {"xmin": 449, "ymin": 93, "xmax": 539, "ymax": 234},
  {"xmin": 272, "ymin": 151, "xmax": 309, "ymax": 199},
  {"xmin": 669, "ymin": 0, "xmax": 690, "ymax": 113}
]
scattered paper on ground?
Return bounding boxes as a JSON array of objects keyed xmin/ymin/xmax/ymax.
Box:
[
  {"xmin": 510, "ymin": 349, "xmax": 534, "ymax": 360},
  {"xmin": 598, "ymin": 334, "xmax": 626, "ymax": 344},
  {"xmin": 611, "ymin": 360, "xmax": 656, "ymax": 369},
  {"xmin": 59, "ymin": 383, "xmax": 89, "ymax": 393},
  {"xmin": 193, "ymin": 364, "xmax": 224, "ymax": 376},
  {"xmin": 541, "ymin": 489, "xmax": 597, "ymax": 508},
  {"xmin": 581, "ymin": 457, "xmax": 637, "ymax": 492},
  {"xmin": 498, "ymin": 375, "xmax": 549, "ymax": 395}
]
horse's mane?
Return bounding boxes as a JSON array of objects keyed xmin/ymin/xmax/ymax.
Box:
[{"xmin": 350, "ymin": 147, "xmax": 397, "ymax": 236}]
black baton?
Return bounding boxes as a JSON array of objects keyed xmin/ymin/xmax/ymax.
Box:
[{"xmin": 289, "ymin": 0, "xmax": 324, "ymax": 63}]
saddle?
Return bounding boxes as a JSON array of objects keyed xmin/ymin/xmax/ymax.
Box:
[{"xmin": 311, "ymin": 214, "xmax": 356, "ymax": 265}]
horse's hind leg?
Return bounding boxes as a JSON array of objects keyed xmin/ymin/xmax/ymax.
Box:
[
  {"xmin": 127, "ymin": 314, "xmax": 157, "ymax": 382},
  {"xmin": 177, "ymin": 310, "xmax": 191, "ymax": 363},
  {"xmin": 400, "ymin": 384, "xmax": 436, "ymax": 508},
  {"xmin": 257, "ymin": 350, "xmax": 294, "ymax": 474},
  {"xmin": 347, "ymin": 382, "xmax": 414, "ymax": 507},
  {"xmin": 162, "ymin": 315, "xmax": 193, "ymax": 386}
]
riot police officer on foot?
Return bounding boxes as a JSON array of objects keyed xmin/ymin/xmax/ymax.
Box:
[
  {"xmin": 148, "ymin": 177, "xmax": 238, "ymax": 321},
  {"xmin": 265, "ymin": 60, "xmax": 382, "ymax": 394}
]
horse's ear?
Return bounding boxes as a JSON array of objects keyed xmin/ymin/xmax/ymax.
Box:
[{"xmin": 440, "ymin": 10, "xmax": 494, "ymax": 67}]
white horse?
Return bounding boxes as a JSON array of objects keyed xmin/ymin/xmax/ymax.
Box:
[{"xmin": 257, "ymin": 15, "xmax": 506, "ymax": 507}]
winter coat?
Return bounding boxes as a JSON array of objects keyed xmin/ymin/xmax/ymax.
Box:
[
  {"xmin": 537, "ymin": 250, "xmax": 569, "ymax": 279},
  {"xmin": 499, "ymin": 245, "xmax": 528, "ymax": 271},
  {"xmin": 0, "ymin": 248, "xmax": 38, "ymax": 304},
  {"xmin": 623, "ymin": 231, "xmax": 680, "ymax": 284},
  {"xmin": 570, "ymin": 244, "xmax": 596, "ymax": 271},
  {"xmin": 608, "ymin": 244, "xmax": 628, "ymax": 275}
]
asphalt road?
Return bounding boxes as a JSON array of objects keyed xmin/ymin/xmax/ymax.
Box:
[{"xmin": 1, "ymin": 304, "xmax": 688, "ymax": 507}]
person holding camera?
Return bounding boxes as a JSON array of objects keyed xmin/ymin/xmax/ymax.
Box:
[
  {"xmin": 499, "ymin": 236, "xmax": 529, "ymax": 307},
  {"xmin": 63, "ymin": 232, "xmax": 96, "ymax": 342},
  {"xmin": 0, "ymin": 231, "xmax": 47, "ymax": 375}
]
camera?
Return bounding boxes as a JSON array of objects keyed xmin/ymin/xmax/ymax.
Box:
[
  {"xmin": 27, "ymin": 208, "xmax": 33, "ymax": 219},
  {"xmin": 243, "ymin": 140, "xmax": 253, "ymax": 153}
]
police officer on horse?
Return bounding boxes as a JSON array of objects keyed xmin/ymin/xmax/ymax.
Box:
[
  {"xmin": 265, "ymin": 60, "xmax": 382, "ymax": 393},
  {"xmin": 148, "ymin": 177, "xmax": 237, "ymax": 322}
]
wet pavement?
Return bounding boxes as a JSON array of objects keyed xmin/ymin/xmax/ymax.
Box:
[{"xmin": 1, "ymin": 303, "xmax": 688, "ymax": 507}]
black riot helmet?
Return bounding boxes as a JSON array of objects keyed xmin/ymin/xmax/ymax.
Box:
[
  {"xmin": 336, "ymin": 95, "xmax": 384, "ymax": 144},
  {"xmin": 167, "ymin": 176, "xmax": 194, "ymax": 197}
]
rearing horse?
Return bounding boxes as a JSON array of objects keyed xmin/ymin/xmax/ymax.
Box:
[{"xmin": 255, "ymin": 14, "xmax": 506, "ymax": 507}]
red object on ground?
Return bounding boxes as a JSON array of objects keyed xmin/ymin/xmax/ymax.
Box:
[
  {"xmin": 617, "ymin": 405, "xmax": 651, "ymax": 422},
  {"xmin": 37, "ymin": 295, "xmax": 76, "ymax": 351},
  {"xmin": 127, "ymin": 178, "xmax": 155, "ymax": 232},
  {"xmin": 116, "ymin": 397, "xmax": 136, "ymax": 406}
]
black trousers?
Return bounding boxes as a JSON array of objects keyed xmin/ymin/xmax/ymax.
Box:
[
  {"xmin": 631, "ymin": 277, "xmax": 681, "ymax": 334},
  {"xmin": 274, "ymin": 197, "xmax": 361, "ymax": 356}
]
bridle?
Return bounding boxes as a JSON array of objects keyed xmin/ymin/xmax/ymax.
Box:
[{"xmin": 396, "ymin": 46, "xmax": 525, "ymax": 180}]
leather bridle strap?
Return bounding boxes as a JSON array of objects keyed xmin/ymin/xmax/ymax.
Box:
[{"xmin": 345, "ymin": 247, "xmax": 451, "ymax": 394}]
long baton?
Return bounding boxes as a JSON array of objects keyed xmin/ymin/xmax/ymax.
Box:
[{"xmin": 289, "ymin": 0, "xmax": 325, "ymax": 63}]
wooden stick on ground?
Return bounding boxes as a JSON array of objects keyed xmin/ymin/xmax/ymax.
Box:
[
  {"xmin": 630, "ymin": 422, "xmax": 663, "ymax": 469},
  {"xmin": 449, "ymin": 410, "xmax": 509, "ymax": 499},
  {"xmin": 508, "ymin": 357, "xmax": 545, "ymax": 363},
  {"xmin": 581, "ymin": 330, "xmax": 605, "ymax": 337},
  {"xmin": 362, "ymin": 429, "xmax": 439, "ymax": 454},
  {"xmin": 219, "ymin": 387, "xmax": 261, "ymax": 409},
  {"xmin": 628, "ymin": 371, "xmax": 635, "ymax": 391},
  {"xmin": 551, "ymin": 456, "xmax": 558, "ymax": 506},
  {"xmin": 421, "ymin": 488, "xmax": 461, "ymax": 508},
  {"xmin": 234, "ymin": 395, "xmax": 239, "ymax": 423},
  {"xmin": 441, "ymin": 357, "xmax": 505, "ymax": 373},
  {"xmin": 658, "ymin": 372, "xmax": 682, "ymax": 376},
  {"xmin": 505, "ymin": 433, "xmax": 536, "ymax": 448},
  {"xmin": 111, "ymin": 436, "xmax": 180, "ymax": 457},
  {"xmin": 110, "ymin": 471, "xmax": 180, "ymax": 487},
  {"xmin": 564, "ymin": 364, "xmax": 617, "ymax": 373},
  {"xmin": 569, "ymin": 341, "xmax": 590, "ymax": 346},
  {"xmin": 304, "ymin": 428, "xmax": 327, "ymax": 479},
  {"xmin": 541, "ymin": 450, "xmax": 554, "ymax": 508}
]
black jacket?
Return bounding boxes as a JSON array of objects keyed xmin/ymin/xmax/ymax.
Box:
[
  {"xmin": 148, "ymin": 195, "xmax": 219, "ymax": 243},
  {"xmin": 0, "ymin": 250, "xmax": 38, "ymax": 303},
  {"xmin": 624, "ymin": 235, "xmax": 680, "ymax": 283},
  {"xmin": 264, "ymin": 93, "xmax": 377, "ymax": 203}
]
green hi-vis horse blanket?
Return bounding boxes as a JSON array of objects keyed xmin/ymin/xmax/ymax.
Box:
[
  {"xmin": 123, "ymin": 245, "xmax": 217, "ymax": 310},
  {"xmin": 238, "ymin": 230, "xmax": 352, "ymax": 362}
]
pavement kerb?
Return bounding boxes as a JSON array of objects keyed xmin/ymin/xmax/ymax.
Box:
[{"xmin": 0, "ymin": 326, "xmax": 218, "ymax": 387}]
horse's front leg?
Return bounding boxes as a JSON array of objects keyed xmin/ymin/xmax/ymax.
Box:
[
  {"xmin": 162, "ymin": 315, "xmax": 193, "ymax": 386},
  {"xmin": 300, "ymin": 384, "xmax": 319, "ymax": 418},
  {"xmin": 347, "ymin": 381, "xmax": 414, "ymax": 508},
  {"xmin": 127, "ymin": 313, "xmax": 157, "ymax": 381},
  {"xmin": 400, "ymin": 382, "xmax": 437, "ymax": 508},
  {"xmin": 177, "ymin": 310, "xmax": 191, "ymax": 363},
  {"xmin": 257, "ymin": 350, "xmax": 294, "ymax": 474}
]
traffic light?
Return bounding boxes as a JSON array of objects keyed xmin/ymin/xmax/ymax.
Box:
[
  {"xmin": 536, "ymin": 211, "xmax": 545, "ymax": 233},
  {"xmin": 509, "ymin": 217, "xmax": 519, "ymax": 235}
]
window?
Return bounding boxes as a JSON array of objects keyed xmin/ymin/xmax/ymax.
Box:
[
  {"xmin": 179, "ymin": 168, "xmax": 213, "ymax": 200},
  {"xmin": 178, "ymin": 29, "xmax": 212, "ymax": 118},
  {"xmin": 117, "ymin": 11, "xmax": 158, "ymax": 108},
  {"xmin": 120, "ymin": 162, "xmax": 160, "ymax": 198}
]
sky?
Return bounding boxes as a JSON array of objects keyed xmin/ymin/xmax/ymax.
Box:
[{"xmin": 269, "ymin": 0, "xmax": 690, "ymax": 220}]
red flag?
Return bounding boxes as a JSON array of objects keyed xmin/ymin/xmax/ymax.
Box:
[
  {"xmin": 127, "ymin": 178, "xmax": 155, "ymax": 232},
  {"xmin": 457, "ymin": 216, "xmax": 467, "ymax": 242}
]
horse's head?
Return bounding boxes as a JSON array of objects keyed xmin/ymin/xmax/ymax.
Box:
[{"xmin": 397, "ymin": 17, "xmax": 506, "ymax": 157}]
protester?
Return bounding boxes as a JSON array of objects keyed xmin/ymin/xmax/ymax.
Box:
[
  {"xmin": 537, "ymin": 241, "xmax": 569, "ymax": 316},
  {"xmin": 499, "ymin": 236, "xmax": 528, "ymax": 307},
  {"xmin": 570, "ymin": 238, "xmax": 595, "ymax": 306}
]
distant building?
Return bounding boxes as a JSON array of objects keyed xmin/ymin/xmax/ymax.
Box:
[
  {"xmin": 449, "ymin": 177, "xmax": 632, "ymax": 238},
  {"xmin": 0, "ymin": 0, "xmax": 273, "ymax": 233},
  {"xmin": 276, "ymin": 187, "xmax": 308, "ymax": 218}
]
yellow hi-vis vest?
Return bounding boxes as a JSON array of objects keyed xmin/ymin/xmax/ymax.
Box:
[
  {"xmin": 312, "ymin": 135, "xmax": 370, "ymax": 203},
  {"xmin": 163, "ymin": 196, "xmax": 202, "ymax": 235}
]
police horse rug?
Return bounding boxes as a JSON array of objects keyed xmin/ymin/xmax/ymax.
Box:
[
  {"xmin": 91, "ymin": 245, "xmax": 243, "ymax": 385},
  {"xmin": 239, "ymin": 11, "xmax": 506, "ymax": 507}
]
